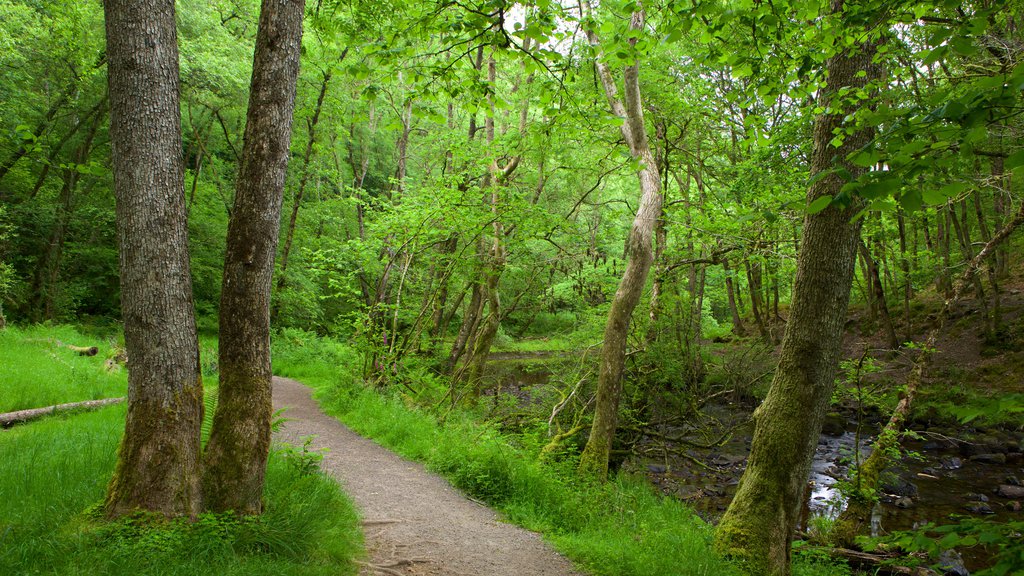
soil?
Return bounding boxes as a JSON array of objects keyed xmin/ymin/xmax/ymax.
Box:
[{"xmin": 271, "ymin": 376, "xmax": 586, "ymax": 576}]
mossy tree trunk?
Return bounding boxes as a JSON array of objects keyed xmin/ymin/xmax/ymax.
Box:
[
  {"xmin": 578, "ymin": 5, "xmax": 664, "ymax": 480},
  {"xmin": 713, "ymin": 25, "xmax": 882, "ymax": 576},
  {"xmin": 103, "ymin": 0, "xmax": 204, "ymax": 519},
  {"xmin": 203, "ymin": 0, "xmax": 305, "ymax": 515}
]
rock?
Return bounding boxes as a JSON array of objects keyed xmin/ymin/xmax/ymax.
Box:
[
  {"xmin": 881, "ymin": 477, "xmax": 919, "ymax": 498},
  {"xmin": 965, "ymin": 493, "xmax": 989, "ymax": 503},
  {"xmin": 942, "ymin": 457, "xmax": 963, "ymax": 470},
  {"xmin": 923, "ymin": 441, "xmax": 940, "ymax": 451},
  {"xmin": 821, "ymin": 412, "xmax": 847, "ymax": 437},
  {"xmin": 922, "ymin": 467, "xmax": 942, "ymax": 477},
  {"xmin": 996, "ymin": 484, "xmax": 1024, "ymax": 499},
  {"xmin": 646, "ymin": 463, "xmax": 667, "ymax": 474},
  {"xmin": 970, "ymin": 453, "xmax": 1007, "ymax": 465},
  {"xmin": 1007, "ymin": 475, "xmax": 1022, "ymax": 487},
  {"xmin": 964, "ymin": 503, "xmax": 994, "ymax": 514},
  {"xmin": 1006, "ymin": 501, "xmax": 1022, "ymax": 512},
  {"xmin": 937, "ymin": 549, "xmax": 970, "ymax": 576},
  {"xmin": 895, "ymin": 496, "xmax": 915, "ymax": 509},
  {"xmin": 712, "ymin": 454, "xmax": 745, "ymax": 466}
]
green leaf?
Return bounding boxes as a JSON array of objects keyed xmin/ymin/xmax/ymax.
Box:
[
  {"xmin": 939, "ymin": 182, "xmax": 970, "ymax": 198},
  {"xmin": 1005, "ymin": 150, "xmax": 1024, "ymax": 170},
  {"xmin": 807, "ymin": 195, "xmax": 833, "ymax": 214}
]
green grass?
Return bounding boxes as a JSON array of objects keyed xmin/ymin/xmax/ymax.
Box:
[
  {"xmin": 0, "ymin": 325, "xmax": 363, "ymax": 576},
  {"xmin": 0, "ymin": 325, "xmax": 127, "ymax": 412},
  {"xmin": 273, "ymin": 330, "xmax": 852, "ymax": 576}
]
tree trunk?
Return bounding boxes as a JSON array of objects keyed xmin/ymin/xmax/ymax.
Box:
[
  {"xmin": 578, "ymin": 6, "xmax": 664, "ymax": 481},
  {"xmin": 203, "ymin": 0, "xmax": 305, "ymax": 515},
  {"xmin": 897, "ymin": 209, "xmax": 912, "ymax": 341},
  {"xmin": 723, "ymin": 258, "xmax": 746, "ymax": 336},
  {"xmin": 714, "ymin": 31, "xmax": 880, "ymax": 575},
  {"xmin": 273, "ymin": 67, "xmax": 334, "ymax": 321},
  {"xmin": 103, "ymin": 0, "xmax": 204, "ymax": 519},
  {"xmin": 858, "ymin": 239, "xmax": 898, "ymax": 350}
]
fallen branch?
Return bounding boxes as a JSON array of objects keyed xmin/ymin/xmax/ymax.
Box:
[
  {"xmin": 817, "ymin": 546, "xmax": 937, "ymax": 575},
  {"xmin": 0, "ymin": 397, "xmax": 124, "ymax": 427},
  {"xmin": 66, "ymin": 344, "xmax": 98, "ymax": 356}
]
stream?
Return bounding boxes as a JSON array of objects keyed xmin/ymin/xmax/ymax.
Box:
[{"xmin": 483, "ymin": 356, "xmax": 1024, "ymax": 573}]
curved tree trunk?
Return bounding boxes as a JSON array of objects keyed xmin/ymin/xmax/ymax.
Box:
[
  {"xmin": 203, "ymin": 0, "xmax": 305, "ymax": 515},
  {"xmin": 103, "ymin": 0, "xmax": 204, "ymax": 519},
  {"xmin": 578, "ymin": 5, "xmax": 664, "ymax": 480},
  {"xmin": 714, "ymin": 30, "xmax": 881, "ymax": 576}
]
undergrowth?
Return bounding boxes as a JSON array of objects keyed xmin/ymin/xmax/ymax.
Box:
[{"xmin": 273, "ymin": 329, "xmax": 853, "ymax": 576}]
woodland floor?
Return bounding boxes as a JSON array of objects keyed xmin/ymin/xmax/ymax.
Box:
[{"xmin": 272, "ymin": 376, "xmax": 586, "ymax": 576}]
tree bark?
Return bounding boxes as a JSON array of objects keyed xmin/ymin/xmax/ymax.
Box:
[
  {"xmin": 578, "ymin": 5, "xmax": 664, "ymax": 480},
  {"xmin": 714, "ymin": 30, "xmax": 880, "ymax": 575},
  {"xmin": 203, "ymin": 0, "xmax": 305, "ymax": 515},
  {"xmin": 103, "ymin": 0, "xmax": 204, "ymax": 520}
]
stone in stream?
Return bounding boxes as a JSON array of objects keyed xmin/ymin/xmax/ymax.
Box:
[
  {"xmin": 1007, "ymin": 475, "xmax": 1022, "ymax": 487},
  {"xmin": 881, "ymin": 477, "xmax": 919, "ymax": 498},
  {"xmin": 1006, "ymin": 501, "xmax": 1022, "ymax": 512},
  {"xmin": 942, "ymin": 456, "xmax": 963, "ymax": 470},
  {"xmin": 937, "ymin": 549, "xmax": 970, "ymax": 576},
  {"xmin": 964, "ymin": 503, "xmax": 995, "ymax": 514},
  {"xmin": 971, "ymin": 453, "xmax": 1007, "ymax": 465},
  {"xmin": 894, "ymin": 496, "xmax": 915, "ymax": 509},
  {"xmin": 996, "ymin": 484, "xmax": 1024, "ymax": 499},
  {"xmin": 820, "ymin": 412, "xmax": 846, "ymax": 437},
  {"xmin": 965, "ymin": 492, "xmax": 989, "ymax": 503}
]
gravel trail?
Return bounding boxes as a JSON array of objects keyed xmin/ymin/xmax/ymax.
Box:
[{"xmin": 272, "ymin": 376, "xmax": 586, "ymax": 576}]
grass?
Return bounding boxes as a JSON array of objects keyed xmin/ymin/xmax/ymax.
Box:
[
  {"xmin": 0, "ymin": 325, "xmax": 363, "ymax": 576},
  {"xmin": 0, "ymin": 324, "xmax": 127, "ymax": 413},
  {"xmin": 272, "ymin": 329, "xmax": 853, "ymax": 576}
]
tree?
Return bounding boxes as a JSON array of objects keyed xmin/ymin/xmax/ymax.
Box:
[
  {"xmin": 203, "ymin": 0, "xmax": 306, "ymax": 514},
  {"xmin": 102, "ymin": 0, "xmax": 204, "ymax": 519},
  {"xmin": 714, "ymin": 7, "xmax": 883, "ymax": 574},
  {"xmin": 577, "ymin": 2, "xmax": 664, "ymax": 480}
]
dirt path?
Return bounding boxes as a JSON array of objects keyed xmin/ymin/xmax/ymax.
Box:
[{"xmin": 272, "ymin": 376, "xmax": 586, "ymax": 576}]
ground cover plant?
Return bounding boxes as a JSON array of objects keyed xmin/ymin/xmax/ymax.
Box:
[
  {"xmin": 0, "ymin": 324, "xmax": 126, "ymax": 412},
  {"xmin": 0, "ymin": 326, "xmax": 363, "ymax": 576}
]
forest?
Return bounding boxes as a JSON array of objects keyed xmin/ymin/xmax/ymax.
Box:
[{"xmin": 1, "ymin": 0, "xmax": 1022, "ymax": 575}]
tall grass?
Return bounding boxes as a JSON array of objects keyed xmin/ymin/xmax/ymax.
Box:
[
  {"xmin": 272, "ymin": 329, "xmax": 853, "ymax": 576},
  {"xmin": 0, "ymin": 326, "xmax": 363, "ymax": 576},
  {"xmin": 0, "ymin": 325, "xmax": 127, "ymax": 412}
]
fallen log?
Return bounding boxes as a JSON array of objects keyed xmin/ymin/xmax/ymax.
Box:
[
  {"xmin": 0, "ymin": 397, "xmax": 124, "ymax": 427},
  {"xmin": 813, "ymin": 547, "xmax": 937, "ymax": 575},
  {"xmin": 66, "ymin": 344, "xmax": 99, "ymax": 356}
]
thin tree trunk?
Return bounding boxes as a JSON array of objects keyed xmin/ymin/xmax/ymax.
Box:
[
  {"xmin": 578, "ymin": 5, "xmax": 664, "ymax": 480},
  {"xmin": 723, "ymin": 258, "xmax": 746, "ymax": 336},
  {"xmin": 897, "ymin": 209, "xmax": 912, "ymax": 341},
  {"xmin": 273, "ymin": 65, "xmax": 335, "ymax": 321},
  {"xmin": 858, "ymin": 239, "xmax": 898, "ymax": 350},
  {"xmin": 715, "ymin": 28, "xmax": 880, "ymax": 576},
  {"xmin": 203, "ymin": 0, "xmax": 305, "ymax": 515},
  {"xmin": 103, "ymin": 0, "xmax": 203, "ymax": 519}
]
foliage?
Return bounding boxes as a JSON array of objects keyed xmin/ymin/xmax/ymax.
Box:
[{"xmin": 862, "ymin": 518, "xmax": 1024, "ymax": 576}]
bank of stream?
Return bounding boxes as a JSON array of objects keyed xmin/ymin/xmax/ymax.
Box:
[{"xmin": 482, "ymin": 354, "xmax": 1024, "ymax": 573}]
